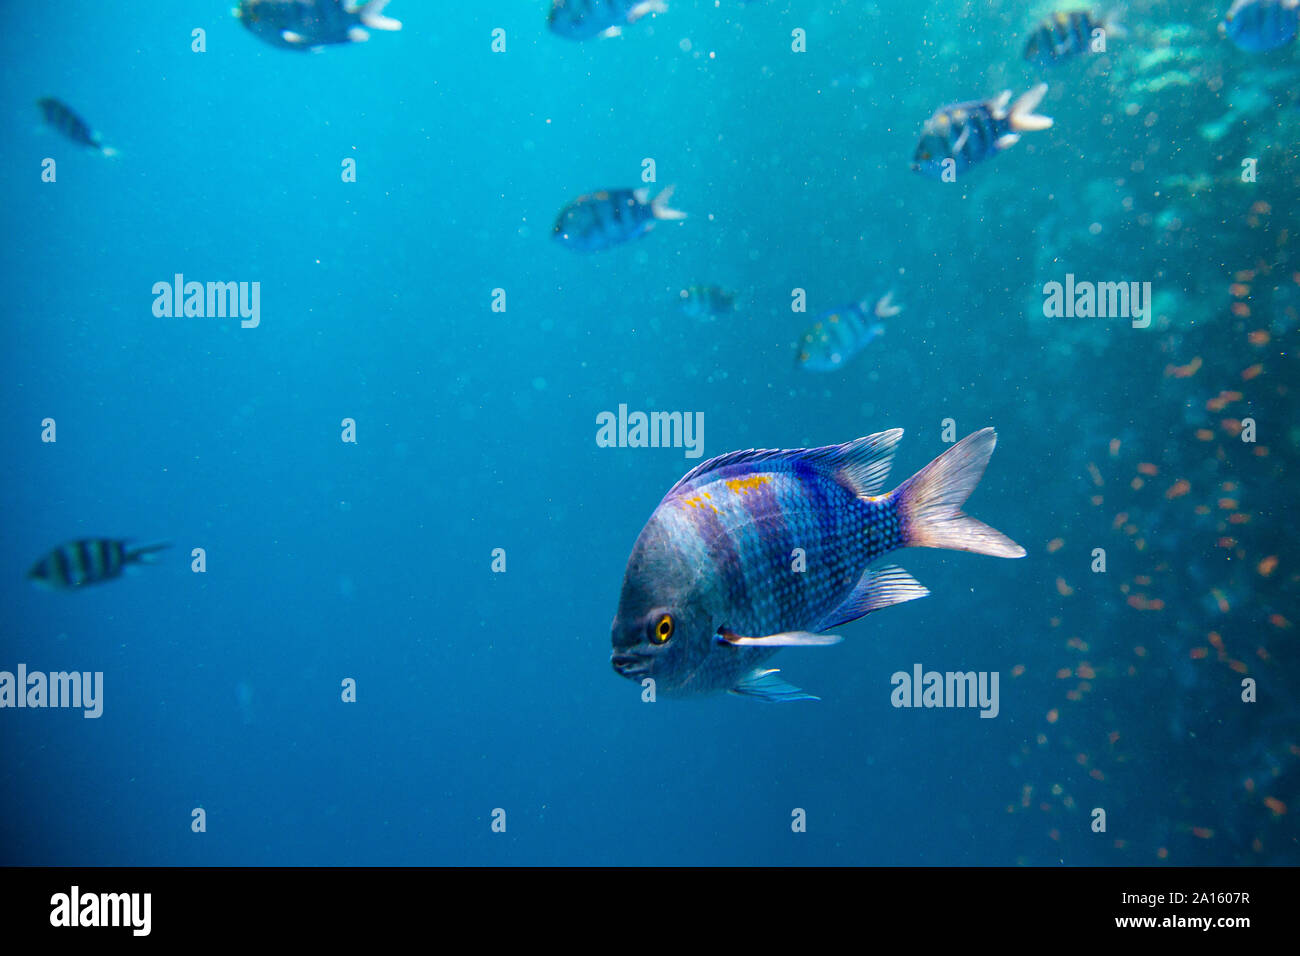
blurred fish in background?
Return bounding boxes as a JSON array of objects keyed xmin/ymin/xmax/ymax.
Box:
[
  {"xmin": 36, "ymin": 98, "xmax": 116, "ymax": 156},
  {"xmin": 911, "ymin": 85, "xmax": 1053, "ymax": 178},
  {"xmin": 548, "ymin": 0, "xmax": 667, "ymax": 40},
  {"xmin": 1023, "ymin": 9, "xmax": 1126, "ymax": 67},
  {"xmin": 795, "ymin": 292, "xmax": 901, "ymax": 372},
  {"xmin": 679, "ymin": 284, "xmax": 737, "ymax": 319},
  {"xmin": 235, "ymin": 0, "xmax": 401, "ymax": 51},
  {"xmin": 27, "ymin": 540, "xmax": 170, "ymax": 591},
  {"xmin": 1221, "ymin": 0, "xmax": 1299, "ymax": 52},
  {"xmin": 553, "ymin": 186, "xmax": 685, "ymax": 253}
]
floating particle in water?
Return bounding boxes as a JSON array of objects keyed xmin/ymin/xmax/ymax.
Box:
[
  {"xmin": 1263, "ymin": 796, "xmax": 1287, "ymax": 816},
  {"xmin": 1257, "ymin": 555, "xmax": 1278, "ymax": 576},
  {"xmin": 1166, "ymin": 479, "xmax": 1191, "ymax": 499},
  {"xmin": 1047, "ymin": 537, "xmax": 1064, "ymax": 553}
]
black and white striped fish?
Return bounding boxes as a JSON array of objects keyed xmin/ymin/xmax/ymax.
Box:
[
  {"xmin": 1023, "ymin": 10, "xmax": 1125, "ymax": 67},
  {"xmin": 911, "ymin": 85, "xmax": 1053, "ymax": 178},
  {"xmin": 36, "ymin": 98, "xmax": 116, "ymax": 156},
  {"xmin": 235, "ymin": 0, "xmax": 401, "ymax": 51},
  {"xmin": 553, "ymin": 186, "xmax": 685, "ymax": 253},
  {"xmin": 27, "ymin": 539, "xmax": 170, "ymax": 590},
  {"xmin": 548, "ymin": 0, "xmax": 666, "ymax": 40}
]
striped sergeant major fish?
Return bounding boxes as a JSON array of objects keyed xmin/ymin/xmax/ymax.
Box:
[
  {"xmin": 235, "ymin": 0, "xmax": 401, "ymax": 50},
  {"xmin": 911, "ymin": 84, "xmax": 1053, "ymax": 179},
  {"xmin": 36, "ymin": 98, "xmax": 116, "ymax": 156},
  {"xmin": 1222, "ymin": 0, "xmax": 1299, "ymax": 52},
  {"xmin": 553, "ymin": 186, "xmax": 685, "ymax": 253},
  {"xmin": 1023, "ymin": 9, "xmax": 1126, "ymax": 67},
  {"xmin": 548, "ymin": 0, "xmax": 667, "ymax": 40},
  {"xmin": 610, "ymin": 428, "xmax": 1025, "ymax": 701},
  {"xmin": 796, "ymin": 292, "xmax": 901, "ymax": 372},
  {"xmin": 28, "ymin": 540, "xmax": 170, "ymax": 590}
]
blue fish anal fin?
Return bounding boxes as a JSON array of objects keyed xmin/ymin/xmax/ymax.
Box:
[
  {"xmin": 815, "ymin": 564, "xmax": 929, "ymax": 631},
  {"xmin": 717, "ymin": 629, "xmax": 842, "ymax": 647},
  {"xmin": 663, "ymin": 428, "xmax": 903, "ymax": 501},
  {"xmin": 730, "ymin": 668, "xmax": 820, "ymax": 702}
]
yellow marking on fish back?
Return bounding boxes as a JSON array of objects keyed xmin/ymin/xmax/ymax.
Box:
[
  {"xmin": 679, "ymin": 495, "xmax": 721, "ymax": 514},
  {"xmin": 725, "ymin": 475, "xmax": 772, "ymax": 495}
]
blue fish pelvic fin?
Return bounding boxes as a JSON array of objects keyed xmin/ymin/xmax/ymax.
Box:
[
  {"xmin": 814, "ymin": 564, "xmax": 930, "ymax": 631},
  {"xmin": 729, "ymin": 668, "xmax": 820, "ymax": 702},
  {"xmin": 717, "ymin": 629, "xmax": 842, "ymax": 647}
]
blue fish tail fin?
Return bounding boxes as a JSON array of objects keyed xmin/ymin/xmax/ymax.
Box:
[
  {"xmin": 891, "ymin": 429, "xmax": 1026, "ymax": 558},
  {"xmin": 648, "ymin": 185, "xmax": 686, "ymax": 221},
  {"xmin": 1009, "ymin": 84, "xmax": 1052, "ymax": 133},
  {"xmin": 873, "ymin": 290, "xmax": 902, "ymax": 318},
  {"xmin": 629, "ymin": 0, "xmax": 669, "ymax": 24},
  {"xmin": 125, "ymin": 541, "xmax": 171, "ymax": 564},
  {"xmin": 357, "ymin": 0, "xmax": 402, "ymax": 31}
]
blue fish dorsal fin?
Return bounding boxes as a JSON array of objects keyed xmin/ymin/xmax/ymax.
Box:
[
  {"xmin": 729, "ymin": 668, "xmax": 819, "ymax": 702},
  {"xmin": 663, "ymin": 428, "xmax": 903, "ymax": 501},
  {"xmin": 813, "ymin": 564, "xmax": 930, "ymax": 631}
]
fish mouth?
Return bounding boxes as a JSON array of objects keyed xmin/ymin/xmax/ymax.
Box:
[{"xmin": 611, "ymin": 652, "xmax": 650, "ymax": 678}]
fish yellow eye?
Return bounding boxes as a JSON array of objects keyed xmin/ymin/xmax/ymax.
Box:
[{"xmin": 650, "ymin": 614, "xmax": 674, "ymax": 645}]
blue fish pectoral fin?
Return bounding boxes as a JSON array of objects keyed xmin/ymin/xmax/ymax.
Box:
[
  {"xmin": 730, "ymin": 668, "xmax": 819, "ymax": 702},
  {"xmin": 950, "ymin": 123, "xmax": 972, "ymax": 156},
  {"xmin": 815, "ymin": 565, "xmax": 930, "ymax": 631},
  {"xmin": 717, "ymin": 629, "xmax": 842, "ymax": 647}
]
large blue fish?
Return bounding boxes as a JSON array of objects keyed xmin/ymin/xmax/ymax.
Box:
[
  {"xmin": 553, "ymin": 186, "xmax": 685, "ymax": 253},
  {"xmin": 1222, "ymin": 0, "xmax": 1299, "ymax": 52},
  {"xmin": 548, "ymin": 0, "xmax": 667, "ymax": 40},
  {"xmin": 795, "ymin": 292, "xmax": 901, "ymax": 372},
  {"xmin": 912, "ymin": 85, "xmax": 1053, "ymax": 178},
  {"xmin": 610, "ymin": 429, "xmax": 1025, "ymax": 700},
  {"xmin": 235, "ymin": 0, "xmax": 401, "ymax": 50}
]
